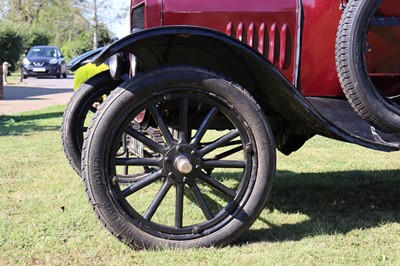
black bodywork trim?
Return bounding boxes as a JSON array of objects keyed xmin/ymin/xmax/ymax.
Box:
[
  {"xmin": 92, "ymin": 26, "xmax": 400, "ymax": 152},
  {"xmin": 67, "ymin": 47, "xmax": 105, "ymax": 71}
]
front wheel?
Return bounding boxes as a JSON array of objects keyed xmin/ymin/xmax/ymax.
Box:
[
  {"xmin": 81, "ymin": 66, "xmax": 276, "ymax": 249},
  {"xmin": 61, "ymin": 70, "xmax": 122, "ymax": 175}
]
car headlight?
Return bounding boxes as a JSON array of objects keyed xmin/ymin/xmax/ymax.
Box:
[
  {"xmin": 130, "ymin": 55, "xmax": 137, "ymax": 76},
  {"xmin": 109, "ymin": 53, "xmax": 123, "ymax": 80},
  {"xmin": 49, "ymin": 58, "xmax": 58, "ymax": 65},
  {"xmin": 23, "ymin": 58, "xmax": 31, "ymax": 65}
]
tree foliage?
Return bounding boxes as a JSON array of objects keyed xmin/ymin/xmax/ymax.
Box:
[
  {"xmin": 0, "ymin": 0, "xmax": 119, "ymax": 64},
  {"xmin": 0, "ymin": 22, "xmax": 23, "ymax": 69}
]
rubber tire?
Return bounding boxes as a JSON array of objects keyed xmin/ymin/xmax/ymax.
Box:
[
  {"xmin": 61, "ymin": 70, "xmax": 121, "ymax": 175},
  {"xmin": 336, "ymin": 0, "xmax": 400, "ymax": 133},
  {"xmin": 81, "ymin": 66, "xmax": 277, "ymax": 249}
]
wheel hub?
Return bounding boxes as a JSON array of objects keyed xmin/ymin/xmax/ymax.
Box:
[
  {"xmin": 175, "ymin": 156, "xmax": 193, "ymax": 174},
  {"xmin": 163, "ymin": 144, "xmax": 202, "ymax": 183}
]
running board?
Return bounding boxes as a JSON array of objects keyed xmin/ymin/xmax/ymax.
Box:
[{"xmin": 306, "ymin": 97, "xmax": 400, "ymax": 150}]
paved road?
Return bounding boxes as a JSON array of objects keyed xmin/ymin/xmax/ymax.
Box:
[{"xmin": 0, "ymin": 76, "xmax": 74, "ymax": 115}]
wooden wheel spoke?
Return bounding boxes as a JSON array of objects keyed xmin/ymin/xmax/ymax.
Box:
[
  {"xmin": 175, "ymin": 183, "xmax": 184, "ymax": 228},
  {"xmin": 189, "ymin": 182, "xmax": 213, "ymax": 220},
  {"xmin": 122, "ymin": 170, "xmax": 163, "ymax": 197},
  {"xmin": 179, "ymin": 98, "xmax": 189, "ymax": 143},
  {"xmin": 190, "ymin": 107, "xmax": 219, "ymax": 147},
  {"xmin": 202, "ymin": 160, "xmax": 246, "ymax": 169},
  {"xmin": 199, "ymin": 173, "xmax": 237, "ymax": 199},
  {"xmin": 199, "ymin": 129, "xmax": 240, "ymax": 156},
  {"xmin": 125, "ymin": 126, "xmax": 164, "ymax": 154},
  {"xmin": 149, "ymin": 105, "xmax": 174, "ymax": 145},
  {"xmin": 115, "ymin": 157, "xmax": 161, "ymax": 166},
  {"xmin": 144, "ymin": 179, "xmax": 173, "ymax": 220}
]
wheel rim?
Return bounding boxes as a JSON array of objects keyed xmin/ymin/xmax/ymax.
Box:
[{"xmin": 106, "ymin": 88, "xmax": 258, "ymax": 240}]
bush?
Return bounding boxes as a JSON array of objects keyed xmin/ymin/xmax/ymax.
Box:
[
  {"xmin": 0, "ymin": 22, "xmax": 50, "ymax": 72},
  {"xmin": 0, "ymin": 22, "xmax": 23, "ymax": 71},
  {"xmin": 73, "ymin": 63, "xmax": 109, "ymax": 90}
]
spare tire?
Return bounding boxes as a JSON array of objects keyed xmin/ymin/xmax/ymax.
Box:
[{"xmin": 336, "ymin": 0, "xmax": 400, "ymax": 134}]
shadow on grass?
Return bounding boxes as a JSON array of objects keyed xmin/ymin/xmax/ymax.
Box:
[
  {"xmin": 238, "ymin": 169, "xmax": 400, "ymax": 244},
  {"xmin": 0, "ymin": 111, "xmax": 63, "ymax": 135}
]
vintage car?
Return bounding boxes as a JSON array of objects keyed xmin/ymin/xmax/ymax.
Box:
[{"xmin": 63, "ymin": 0, "xmax": 399, "ymax": 249}]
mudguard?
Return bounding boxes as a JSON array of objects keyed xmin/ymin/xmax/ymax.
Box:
[
  {"xmin": 67, "ymin": 47, "xmax": 105, "ymax": 71},
  {"xmin": 92, "ymin": 26, "xmax": 399, "ymax": 152}
]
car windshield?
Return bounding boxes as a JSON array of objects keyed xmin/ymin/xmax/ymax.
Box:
[{"xmin": 27, "ymin": 48, "xmax": 58, "ymax": 58}]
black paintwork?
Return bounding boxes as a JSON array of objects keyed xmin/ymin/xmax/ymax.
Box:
[{"xmin": 67, "ymin": 47, "xmax": 105, "ymax": 71}]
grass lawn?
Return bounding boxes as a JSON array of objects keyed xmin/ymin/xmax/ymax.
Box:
[{"xmin": 0, "ymin": 105, "xmax": 399, "ymax": 265}]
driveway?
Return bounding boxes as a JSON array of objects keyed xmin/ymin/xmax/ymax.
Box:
[{"xmin": 0, "ymin": 76, "xmax": 74, "ymax": 115}]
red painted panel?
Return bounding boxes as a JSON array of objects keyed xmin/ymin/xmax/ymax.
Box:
[
  {"xmin": 145, "ymin": 0, "xmax": 163, "ymax": 28},
  {"xmin": 162, "ymin": 0, "xmax": 298, "ymax": 83},
  {"xmin": 132, "ymin": 0, "xmax": 400, "ymax": 97},
  {"xmin": 299, "ymin": 0, "xmax": 343, "ymax": 96},
  {"xmin": 163, "ymin": 0, "xmax": 297, "ymax": 13}
]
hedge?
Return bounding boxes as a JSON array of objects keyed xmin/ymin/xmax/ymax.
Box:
[{"xmin": 73, "ymin": 63, "xmax": 109, "ymax": 90}]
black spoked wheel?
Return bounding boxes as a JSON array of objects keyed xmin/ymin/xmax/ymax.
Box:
[
  {"xmin": 336, "ymin": 0, "xmax": 400, "ymax": 133},
  {"xmin": 61, "ymin": 70, "xmax": 122, "ymax": 175},
  {"xmin": 82, "ymin": 66, "xmax": 276, "ymax": 249}
]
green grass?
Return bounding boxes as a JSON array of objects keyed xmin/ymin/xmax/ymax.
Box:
[{"xmin": 1, "ymin": 105, "xmax": 400, "ymax": 265}]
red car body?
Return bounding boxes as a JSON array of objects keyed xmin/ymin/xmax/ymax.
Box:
[{"xmin": 132, "ymin": 0, "xmax": 400, "ymax": 97}]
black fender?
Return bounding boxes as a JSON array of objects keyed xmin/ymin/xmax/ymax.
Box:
[
  {"xmin": 92, "ymin": 26, "xmax": 399, "ymax": 152},
  {"xmin": 67, "ymin": 47, "xmax": 105, "ymax": 71}
]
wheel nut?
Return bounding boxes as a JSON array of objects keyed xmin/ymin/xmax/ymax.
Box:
[
  {"xmin": 245, "ymin": 144, "xmax": 254, "ymax": 155},
  {"xmin": 192, "ymin": 225, "xmax": 203, "ymax": 234}
]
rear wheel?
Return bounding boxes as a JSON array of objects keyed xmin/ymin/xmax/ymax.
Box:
[
  {"xmin": 336, "ymin": 0, "xmax": 400, "ymax": 133},
  {"xmin": 82, "ymin": 66, "xmax": 276, "ymax": 249}
]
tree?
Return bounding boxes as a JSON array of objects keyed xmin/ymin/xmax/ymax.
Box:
[
  {"xmin": 75, "ymin": 0, "xmax": 126, "ymax": 49},
  {"xmin": 1, "ymin": 0, "xmax": 45, "ymax": 23},
  {"xmin": 0, "ymin": 0, "xmax": 114, "ymax": 64}
]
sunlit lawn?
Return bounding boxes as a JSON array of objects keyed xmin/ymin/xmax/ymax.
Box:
[{"xmin": 0, "ymin": 105, "xmax": 399, "ymax": 265}]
